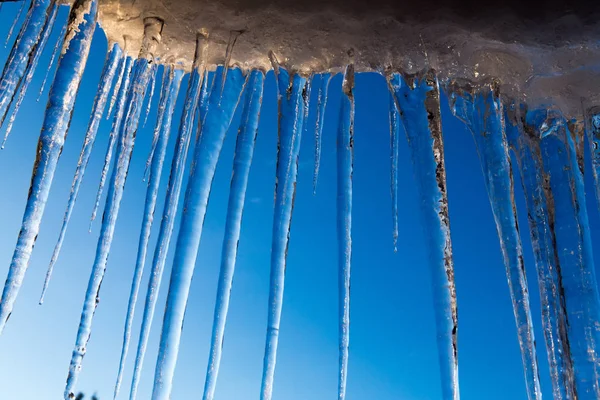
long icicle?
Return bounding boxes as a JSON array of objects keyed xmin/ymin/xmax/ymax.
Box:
[
  {"xmin": 202, "ymin": 70, "xmax": 265, "ymax": 400},
  {"xmin": 106, "ymin": 44, "xmax": 128, "ymax": 119},
  {"xmin": 587, "ymin": 107, "xmax": 600, "ymax": 211},
  {"xmin": 2, "ymin": 1, "xmax": 58, "ymax": 147},
  {"xmin": 144, "ymin": 66, "xmax": 170, "ymax": 181},
  {"xmin": 388, "ymin": 89, "xmax": 400, "ymax": 251},
  {"xmin": 130, "ymin": 34, "xmax": 209, "ymax": 400},
  {"xmin": 448, "ymin": 81, "xmax": 541, "ymax": 400},
  {"xmin": 151, "ymin": 66, "xmax": 246, "ymax": 400},
  {"xmin": 64, "ymin": 17, "xmax": 163, "ymax": 400},
  {"xmin": 390, "ymin": 71, "xmax": 459, "ymax": 400},
  {"xmin": 259, "ymin": 54, "xmax": 308, "ymax": 400},
  {"xmin": 337, "ymin": 64, "xmax": 354, "ymax": 400},
  {"xmin": 5, "ymin": 0, "xmax": 28, "ymax": 48},
  {"xmin": 0, "ymin": 0, "xmax": 98, "ymax": 335},
  {"xmin": 526, "ymin": 107, "xmax": 600, "ymax": 397},
  {"xmin": 142, "ymin": 63, "xmax": 157, "ymax": 128},
  {"xmin": 0, "ymin": 0, "xmax": 53, "ymax": 127},
  {"xmin": 90, "ymin": 56, "xmax": 134, "ymax": 230},
  {"xmin": 39, "ymin": 42, "xmax": 122, "ymax": 304},
  {"xmin": 313, "ymin": 72, "xmax": 332, "ymax": 194},
  {"xmin": 506, "ymin": 106, "xmax": 576, "ymax": 400},
  {"xmin": 37, "ymin": 21, "xmax": 67, "ymax": 102},
  {"xmin": 113, "ymin": 66, "xmax": 184, "ymax": 400}
]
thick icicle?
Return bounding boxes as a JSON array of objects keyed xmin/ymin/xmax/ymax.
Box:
[
  {"xmin": 449, "ymin": 82, "xmax": 541, "ymax": 400},
  {"xmin": 588, "ymin": 107, "xmax": 600, "ymax": 211},
  {"xmin": 39, "ymin": 43, "xmax": 122, "ymax": 304},
  {"xmin": 107, "ymin": 47, "xmax": 127, "ymax": 119},
  {"xmin": 90, "ymin": 56, "xmax": 134, "ymax": 229},
  {"xmin": 112, "ymin": 66, "xmax": 183, "ymax": 400},
  {"xmin": 390, "ymin": 71, "xmax": 459, "ymax": 400},
  {"xmin": 37, "ymin": 22, "xmax": 67, "ymax": 102},
  {"xmin": 506, "ymin": 106, "xmax": 575, "ymax": 400},
  {"xmin": 64, "ymin": 18, "xmax": 163, "ymax": 400},
  {"xmin": 0, "ymin": 0, "xmax": 98, "ymax": 335},
  {"xmin": 388, "ymin": 90, "xmax": 400, "ymax": 251},
  {"xmin": 0, "ymin": 0, "xmax": 53, "ymax": 127},
  {"xmin": 2, "ymin": 1, "xmax": 57, "ymax": 147},
  {"xmin": 151, "ymin": 68, "xmax": 246, "ymax": 400},
  {"xmin": 130, "ymin": 33, "xmax": 209, "ymax": 400},
  {"xmin": 337, "ymin": 64, "xmax": 354, "ymax": 400},
  {"xmin": 202, "ymin": 70, "xmax": 265, "ymax": 400},
  {"xmin": 259, "ymin": 54, "xmax": 308, "ymax": 400},
  {"xmin": 526, "ymin": 108, "xmax": 600, "ymax": 397},
  {"xmin": 5, "ymin": 0, "xmax": 27, "ymax": 48},
  {"xmin": 142, "ymin": 64, "xmax": 157, "ymax": 128},
  {"xmin": 313, "ymin": 73, "xmax": 332, "ymax": 194},
  {"xmin": 144, "ymin": 66, "xmax": 170, "ymax": 181}
]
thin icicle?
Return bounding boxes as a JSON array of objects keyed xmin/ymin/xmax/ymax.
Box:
[
  {"xmin": 506, "ymin": 105, "xmax": 576, "ymax": 400},
  {"xmin": 90, "ymin": 56, "xmax": 134, "ymax": 230},
  {"xmin": 130, "ymin": 33, "xmax": 209, "ymax": 400},
  {"xmin": 112, "ymin": 67, "xmax": 183, "ymax": 400},
  {"xmin": 337, "ymin": 64, "xmax": 354, "ymax": 400},
  {"xmin": 588, "ymin": 107, "xmax": 600, "ymax": 211},
  {"xmin": 5, "ymin": 0, "xmax": 28, "ymax": 48},
  {"xmin": 151, "ymin": 66, "xmax": 246, "ymax": 400},
  {"xmin": 390, "ymin": 71, "xmax": 459, "ymax": 400},
  {"xmin": 107, "ymin": 47, "xmax": 127, "ymax": 119},
  {"xmin": 303, "ymin": 73, "xmax": 313, "ymax": 136},
  {"xmin": 313, "ymin": 73, "xmax": 332, "ymax": 194},
  {"xmin": 64, "ymin": 17, "xmax": 164, "ymax": 400},
  {"xmin": 142, "ymin": 63, "xmax": 157, "ymax": 128},
  {"xmin": 0, "ymin": 0, "xmax": 98, "ymax": 335},
  {"xmin": 37, "ymin": 21, "xmax": 66, "ymax": 102},
  {"xmin": 448, "ymin": 81, "xmax": 541, "ymax": 400},
  {"xmin": 39, "ymin": 43, "xmax": 122, "ymax": 304},
  {"xmin": 220, "ymin": 29, "xmax": 243, "ymax": 97},
  {"xmin": 2, "ymin": 2, "xmax": 58, "ymax": 148},
  {"xmin": 202, "ymin": 70, "xmax": 265, "ymax": 400},
  {"xmin": 0, "ymin": 0, "xmax": 53, "ymax": 127},
  {"xmin": 259, "ymin": 54, "xmax": 308, "ymax": 400},
  {"xmin": 144, "ymin": 65, "xmax": 170, "ymax": 181},
  {"xmin": 388, "ymin": 89, "xmax": 400, "ymax": 251},
  {"xmin": 526, "ymin": 107, "xmax": 600, "ymax": 398}
]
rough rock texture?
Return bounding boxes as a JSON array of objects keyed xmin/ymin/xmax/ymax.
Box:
[{"xmin": 96, "ymin": 0, "xmax": 600, "ymax": 117}]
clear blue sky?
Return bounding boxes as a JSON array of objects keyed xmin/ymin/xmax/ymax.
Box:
[{"xmin": 0, "ymin": 4, "xmax": 599, "ymax": 400}]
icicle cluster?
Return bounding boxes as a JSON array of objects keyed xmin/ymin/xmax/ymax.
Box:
[{"xmin": 0, "ymin": 2, "xmax": 598, "ymax": 400}]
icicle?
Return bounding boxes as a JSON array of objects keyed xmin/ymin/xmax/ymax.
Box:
[
  {"xmin": 151, "ymin": 66, "xmax": 246, "ymax": 400},
  {"xmin": 448, "ymin": 81, "xmax": 541, "ymax": 400},
  {"xmin": 220, "ymin": 29, "xmax": 243, "ymax": 97},
  {"xmin": 588, "ymin": 107, "xmax": 600, "ymax": 211},
  {"xmin": 39, "ymin": 43, "xmax": 122, "ymax": 304},
  {"xmin": 0, "ymin": 0, "xmax": 98, "ymax": 335},
  {"xmin": 5, "ymin": 0, "xmax": 27, "ymax": 48},
  {"xmin": 89, "ymin": 56, "xmax": 134, "ymax": 230},
  {"xmin": 107, "ymin": 45, "xmax": 128, "ymax": 119},
  {"xmin": 388, "ymin": 90, "xmax": 400, "ymax": 251},
  {"xmin": 202, "ymin": 70, "xmax": 265, "ymax": 400},
  {"xmin": 144, "ymin": 66, "xmax": 170, "ymax": 181},
  {"xmin": 37, "ymin": 21, "xmax": 66, "ymax": 102},
  {"xmin": 526, "ymin": 107, "xmax": 600, "ymax": 398},
  {"xmin": 64, "ymin": 17, "xmax": 163, "ymax": 400},
  {"xmin": 390, "ymin": 71, "xmax": 459, "ymax": 400},
  {"xmin": 130, "ymin": 32, "xmax": 209, "ymax": 400},
  {"xmin": 0, "ymin": 0, "xmax": 53, "ymax": 128},
  {"xmin": 505, "ymin": 105, "xmax": 576, "ymax": 400},
  {"xmin": 337, "ymin": 64, "xmax": 354, "ymax": 400},
  {"xmin": 142, "ymin": 64, "xmax": 157, "ymax": 128},
  {"xmin": 112, "ymin": 67, "xmax": 183, "ymax": 400},
  {"xmin": 2, "ymin": 2, "xmax": 58, "ymax": 148},
  {"xmin": 258, "ymin": 53, "xmax": 308, "ymax": 400},
  {"xmin": 302, "ymin": 73, "xmax": 313, "ymax": 137},
  {"xmin": 313, "ymin": 73, "xmax": 331, "ymax": 194}
]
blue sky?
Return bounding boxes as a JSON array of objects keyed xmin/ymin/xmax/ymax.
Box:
[{"xmin": 0, "ymin": 4, "xmax": 599, "ymax": 400}]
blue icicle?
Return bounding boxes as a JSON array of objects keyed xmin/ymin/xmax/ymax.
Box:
[
  {"xmin": 0, "ymin": 0, "xmax": 98, "ymax": 335},
  {"xmin": 588, "ymin": 107, "xmax": 600, "ymax": 211},
  {"xmin": 259, "ymin": 55, "xmax": 308, "ymax": 400},
  {"xmin": 202, "ymin": 70, "xmax": 265, "ymax": 400},
  {"xmin": 144, "ymin": 66, "xmax": 169, "ymax": 180},
  {"xmin": 5, "ymin": 0, "xmax": 28, "ymax": 48},
  {"xmin": 142, "ymin": 63, "xmax": 157, "ymax": 128},
  {"xmin": 390, "ymin": 71, "xmax": 459, "ymax": 400},
  {"xmin": 64, "ymin": 17, "xmax": 163, "ymax": 399},
  {"xmin": 37, "ymin": 21, "xmax": 67, "ymax": 102},
  {"xmin": 113, "ymin": 66, "xmax": 183, "ymax": 400},
  {"xmin": 388, "ymin": 89, "xmax": 400, "ymax": 251},
  {"xmin": 40, "ymin": 42, "xmax": 122, "ymax": 304},
  {"xmin": 313, "ymin": 73, "xmax": 332, "ymax": 194},
  {"xmin": 151, "ymin": 66, "xmax": 246, "ymax": 400},
  {"xmin": 107, "ymin": 49, "xmax": 127, "ymax": 119},
  {"xmin": 449, "ymin": 82, "xmax": 541, "ymax": 400}
]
